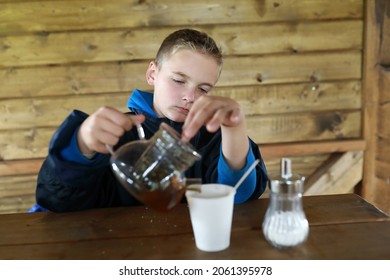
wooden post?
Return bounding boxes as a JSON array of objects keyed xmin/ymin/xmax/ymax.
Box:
[{"xmin": 361, "ymin": 0, "xmax": 390, "ymax": 214}]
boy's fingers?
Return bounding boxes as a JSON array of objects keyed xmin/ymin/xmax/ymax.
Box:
[{"xmin": 127, "ymin": 114, "xmax": 145, "ymax": 126}]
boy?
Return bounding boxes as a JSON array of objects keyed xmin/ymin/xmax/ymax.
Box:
[{"xmin": 35, "ymin": 29, "xmax": 268, "ymax": 212}]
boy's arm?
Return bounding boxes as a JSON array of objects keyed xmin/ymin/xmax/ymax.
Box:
[
  {"xmin": 182, "ymin": 95, "xmax": 268, "ymax": 201},
  {"xmin": 220, "ymin": 109, "xmax": 249, "ymax": 170},
  {"xmin": 35, "ymin": 110, "xmax": 116, "ymax": 212},
  {"xmin": 183, "ymin": 95, "xmax": 249, "ymax": 169}
]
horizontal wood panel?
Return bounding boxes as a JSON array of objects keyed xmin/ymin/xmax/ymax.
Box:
[
  {"xmin": 0, "ymin": 0, "xmax": 363, "ymax": 35},
  {"xmin": 247, "ymin": 110, "xmax": 361, "ymax": 144},
  {"xmin": 0, "ymin": 195, "xmax": 36, "ymax": 214},
  {"xmin": 0, "ymin": 174, "xmax": 36, "ymax": 197},
  {"xmin": 0, "ymin": 21, "xmax": 363, "ymax": 67},
  {"xmin": 0, "ymin": 52, "xmax": 362, "ymax": 99},
  {"xmin": 0, "ymin": 128, "xmax": 53, "ymax": 160},
  {"xmin": 0, "ymin": 93, "xmax": 130, "ymax": 130},
  {"xmin": 0, "ymin": 158, "xmax": 44, "ymax": 176},
  {"xmin": 0, "ymin": 139, "xmax": 367, "ymax": 177},
  {"xmin": 214, "ymin": 81, "xmax": 362, "ymax": 115},
  {"xmin": 264, "ymin": 154, "xmax": 330, "ymax": 179},
  {"xmin": 0, "ymin": 175, "xmax": 37, "ymax": 214},
  {"xmin": 0, "ymin": 62, "xmax": 148, "ymax": 99},
  {"xmin": 0, "ymin": 81, "xmax": 362, "ymax": 130},
  {"xmin": 260, "ymin": 139, "xmax": 366, "ymax": 159},
  {"xmin": 221, "ymin": 51, "xmax": 362, "ymax": 86},
  {"xmin": 0, "ymin": 110, "xmax": 362, "ymax": 161}
]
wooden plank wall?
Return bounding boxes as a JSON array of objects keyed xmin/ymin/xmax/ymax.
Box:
[{"xmin": 0, "ymin": 0, "xmax": 366, "ymax": 214}]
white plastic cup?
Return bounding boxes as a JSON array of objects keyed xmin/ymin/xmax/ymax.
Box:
[{"xmin": 185, "ymin": 184, "xmax": 236, "ymax": 252}]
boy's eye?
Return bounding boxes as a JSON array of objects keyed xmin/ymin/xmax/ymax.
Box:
[
  {"xmin": 173, "ymin": 79, "xmax": 184, "ymax": 84},
  {"xmin": 199, "ymin": 87, "xmax": 210, "ymax": 94}
]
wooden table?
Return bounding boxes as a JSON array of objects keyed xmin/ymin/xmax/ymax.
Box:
[{"xmin": 0, "ymin": 194, "xmax": 389, "ymax": 259}]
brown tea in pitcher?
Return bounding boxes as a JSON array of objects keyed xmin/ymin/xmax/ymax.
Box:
[
  {"xmin": 111, "ymin": 160, "xmax": 185, "ymax": 211},
  {"xmin": 136, "ymin": 176, "xmax": 186, "ymax": 211}
]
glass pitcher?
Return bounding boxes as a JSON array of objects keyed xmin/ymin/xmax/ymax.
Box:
[
  {"xmin": 109, "ymin": 122, "xmax": 201, "ymax": 211},
  {"xmin": 262, "ymin": 158, "xmax": 309, "ymax": 249}
]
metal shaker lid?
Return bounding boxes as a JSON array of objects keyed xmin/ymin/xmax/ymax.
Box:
[{"xmin": 269, "ymin": 158, "xmax": 305, "ymax": 194}]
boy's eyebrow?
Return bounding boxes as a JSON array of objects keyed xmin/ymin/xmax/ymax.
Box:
[{"xmin": 172, "ymin": 71, "xmax": 214, "ymax": 87}]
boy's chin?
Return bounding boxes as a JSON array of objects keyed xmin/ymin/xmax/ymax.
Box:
[
  {"xmin": 167, "ymin": 112, "xmax": 187, "ymax": 123},
  {"xmin": 170, "ymin": 116, "xmax": 186, "ymax": 123}
]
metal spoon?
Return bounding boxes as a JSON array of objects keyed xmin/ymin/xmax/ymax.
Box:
[{"xmin": 234, "ymin": 159, "xmax": 260, "ymax": 190}]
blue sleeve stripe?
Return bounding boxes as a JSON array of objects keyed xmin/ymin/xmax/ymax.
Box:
[
  {"xmin": 217, "ymin": 144, "xmax": 257, "ymax": 204},
  {"xmin": 60, "ymin": 127, "xmax": 98, "ymax": 165}
]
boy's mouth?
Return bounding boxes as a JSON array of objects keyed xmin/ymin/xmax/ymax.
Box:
[{"xmin": 176, "ymin": 106, "xmax": 189, "ymax": 115}]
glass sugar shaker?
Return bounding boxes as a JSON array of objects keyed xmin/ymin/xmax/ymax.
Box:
[{"xmin": 262, "ymin": 158, "xmax": 309, "ymax": 249}]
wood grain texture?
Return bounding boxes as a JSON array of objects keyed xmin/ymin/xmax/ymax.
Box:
[
  {"xmin": 304, "ymin": 151, "xmax": 363, "ymax": 195},
  {"xmin": 379, "ymin": 66, "xmax": 390, "ymax": 103},
  {"xmin": 0, "ymin": 195, "xmax": 388, "ymax": 259},
  {"xmin": 0, "ymin": 140, "xmax": 366, "ymax": 176},
  {"xmin": 0, "ymin": 222, "xmax": 388, "ymax": 259},
  {"xmin": 260, "ymin": 139, "xmax": 366, "ymax": 159},
  {"xmin": 0, "ymin": 110, "xmax": 362, "ymax": 161},
  {"xmin": 0, "ymin": 21, "xmax": 362, "ymax": 67},
  {"xmin": 0, "ymin": 0, "xmax": 363, "ymax": 35},
  {"xmin": 0, "ymin": 158, "xmax": 44, "ymax": 176},
  {"xmin": 247, "ymin": 110, "xmax": 361, "ymax": 143},
  {"xmin": 215, "ymin": 81, "xmax": 362, "ymax": 115},
  {"xmin": 0, "ymin": 81, "xmax": 362, "ymax": 130},
  {"xmin": 0, "ymin": 53, "xmax": 362, "ymax": 99},
  {"xmin": 362, "ymin": 0, "xmax": 390, "ymax": 215},
  {"xmin": 0, "ymin": 175, "xmax": 37, "ymax": 214}
]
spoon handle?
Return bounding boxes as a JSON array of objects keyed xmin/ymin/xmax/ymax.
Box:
[
  {"xmin": 234, "ymin": 159, "xmax": 260, "ymax": 190},
  {"xmin": 136, "ymin": 123, "xmax": 145, "ymax": 140},
  {"xmin": 105, "ymin": 144, "xmax": 115, "ymax": 155}
]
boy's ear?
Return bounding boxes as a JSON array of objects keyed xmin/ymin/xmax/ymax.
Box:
[{"xmin": 146, "ymin": 61, "xmax": 157, "ymax": 86}]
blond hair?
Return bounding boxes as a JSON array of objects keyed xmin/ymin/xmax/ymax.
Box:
[{"xmin": 155, "ymin": 29, "xmax": 223, "ymax": 71}]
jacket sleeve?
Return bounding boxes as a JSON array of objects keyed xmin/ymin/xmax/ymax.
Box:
[
  {"xmin": 36, "ymin": 110, "xmax": 139, "ymax": 212},
  {"xmin": 247, "ymin": 139, "xmax": 269, "ymax": 200}
]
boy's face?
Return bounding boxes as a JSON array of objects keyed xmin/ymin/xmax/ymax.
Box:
[{"xmin": 146, "ymin": 49, "xmax": 221, "ymax": 122}]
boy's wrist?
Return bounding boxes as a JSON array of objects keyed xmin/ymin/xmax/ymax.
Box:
[{"xmin": 76, "ymin": 128, "xmax": 95, "ymax": 155}]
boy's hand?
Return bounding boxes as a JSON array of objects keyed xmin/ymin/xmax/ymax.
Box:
[
  {"xmin": 77, "ymin": 106, "xmax": 145, "ymax": 154},
  {"xmin": 181, "ymin": 95, "xmax": 243, "ymax": 141}
]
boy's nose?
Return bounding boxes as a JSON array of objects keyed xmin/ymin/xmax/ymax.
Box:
[{"xmin": 182, "ymin": 88, "xmax": 196, "ymax": 102}]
